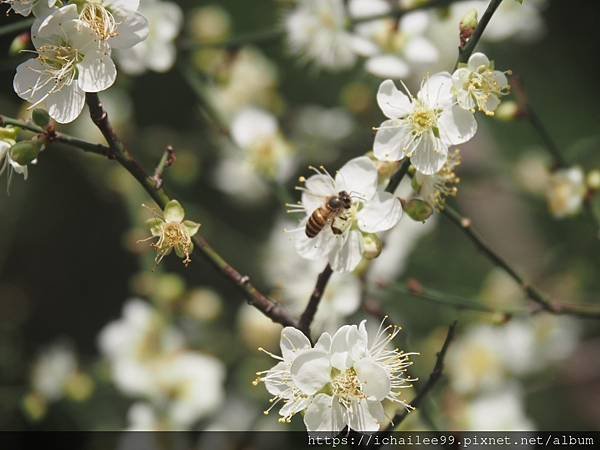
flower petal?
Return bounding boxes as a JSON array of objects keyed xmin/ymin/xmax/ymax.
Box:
[
  {"xmin": 410, "ymin": 132, "xmax": 448, "ymax": 175},
  {"xmin": 468, "ymin": 52, "xmax": 490, "ymax": 70},
  {"xmin": 373, "ymin": 119, "xmax": 412, "ymax": 162},
  {"xmin": 330, "ymin": 325, "xmax": 353, "ymax": 370},
  {"xmin": 183, "ymin": 220, "xmax": 200, "ymax": 237},
  {"xmin": 376, "ymin": 79, "xmax": 412, "ymax": 119},
  {"xmin": 418, "ymin": 72, "xmax": 453, "ymax": 110},
  {"xmin": 304, "ymin": 393, "xmax": 345, "ymax": 433},
  {"xmin": 367, "ymin": 56, "xmax": 410, "ymax": 80},
  {"xmin": 77, "ymin": 53, "xmax": 117, "ymax": 93},
  {"xmin": 355, "ymin": 358, "xmax": 391, "ymax": 401},
  {"xmin": 438, "ymin": 105, "xmax": 477, "ymax": 146},
  {"xmin": 301, "ymin": 174, "xmax": 336, "ymax": 213},
  {"xmin": 315, "ymin": 332, "xmax": 332, "ymax": 353},
  {"xmin": 335, "ymin": 156, "xmax": 378, "ymax": 201},
  {"xmin": 46, "ymin": 84, "xmax": 86, "ymax": 124},
  {"xmin": 294, "ymin": 217, "xmax": 335, "ymax": 261},
  {"xmin": 164, "ymin": 200, "xmax": 185, "ymax": 223},
  {"xmin": 280, "ymin": 327, "xmax": 312, "ymax": 361},
  {"xmin": 110, "ymin": 11, "xmax": 149, "ymax": 49},
  {"xmin": 290, "ymin": 350, "xmax": 331, "ymax": 395},
  {"xmin": 357, "ymin": 191, "xmax": 402, "ymax": 233},
  {"xmin": 347, "ymin": 399, "xmax": 380, "ymax": 432},
  {"xmin": 264, "ymin": 361, "xmax": 289, "ymax": 396},
  {"xmin": 328, "ymin": 229, "xmax": 364, "ymax": 273},
  {"xmin": 404, "ymin": 36, "xmax": 439, "ymax": 65}
]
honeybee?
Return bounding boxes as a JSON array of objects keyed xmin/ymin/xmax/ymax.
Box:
[{"xmin": 305, "ymin": 190, "xmax": 352, "ymax": 238}]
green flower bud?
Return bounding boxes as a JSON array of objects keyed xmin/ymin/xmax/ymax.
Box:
[
  {"xmin": 460, "ymin": 9, "xmax": 479, "ymax": 33},
  {"xmin": 9, "ymin": 140, "xmax": 44, "ymax": 165},
  {"xmin": 404, "ymin": 198, "xmax": 434, "ymax": 222},
  {"xmin": 0, "ymin": 126, "xmax": 19, "ymax": 141},
  {"xmin": 363, "ymin": 233, "xmax": 383, "ymax": 260},
  {"xmin": 32, "ymin": 109, "xmax": 51, "ymax": 128},
  {"xmin": 495, "ymin": 101, "xmax": 520, "ymax": 122},
  {"xmin": 9, "ymin": 33, "xmax": 30, "ymax": 55},
  {"xmin": 587, "ymin": 170, "xmax": 600, "ymax": 191}
]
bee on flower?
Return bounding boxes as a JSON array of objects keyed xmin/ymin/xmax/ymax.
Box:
[
  {"xmin": 287, "ymin": 156, "xmax": 402, "ymax": 272},
  {"xmin": 373, "ymin": 73, "xmax": 477, "ymax": 175},
  {"xmin": 452, "ymin": 52, "xmax": 511, "ymax": 116},
  {"xmin": 142, "ymin": 199, "xmax": 200, "ymax": 266},
  {"xmin": 254, "ymin": 320, "xmax": 416, "ymax": 433}
]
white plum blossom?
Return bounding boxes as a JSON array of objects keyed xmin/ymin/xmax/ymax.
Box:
[
  {"xmin": 116, "ymin": 0, "xmax": 182, "ymax": 74},
  {"xmin": 349, "ymin": 0, "xmax": 438, "ymax": 79},
  {"xmin": 373, "ymin": 74, "xmax": 477, "ymax": 175},
  {"xmin": 2, "ymin": 0, "xmax": 55, "ymax": 17},
  {"xmin": 289, "ymin": 156, "xmax": 402, "ymax": 272},
  {"xmin": 413, "ymin": 149, "xmax": 461, "ymax": 210},
  {"xmin": 31, "ymin": 343, "xmax": 77, "ymax": 401},
  {"xmin": 77, "ymin": 0, "xmax": 149, "ymax": 50},
  {"xmin": 459, "ymin": 384, "xmax": 535, "ymax": 431},
  {"xmin": 452, "ymin": 52, "xmax": 510, "ymax": 116},
  {"xmin": 13, "ymin": 5, "xmax": 117, "ymax": 123},
  {"xmin": 546, "ymin": 167, "xmax": 587, "ymax": 218},
  {"xmin": 285, "ymin": 0, "xmax": 358, "ymax": 70},
  {"xmin": 256, "ymin": 321, "xmax": 415, "ymax": 433}
]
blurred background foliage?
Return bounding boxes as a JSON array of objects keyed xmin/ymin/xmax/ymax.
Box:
[{"xmin": 0, "ymin": 0, "xmax": 599, "ymax": 436}]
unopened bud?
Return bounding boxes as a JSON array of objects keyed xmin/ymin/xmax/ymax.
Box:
[
  {"xmin": 587, "ymin": 170, "xmax": 600, "ymax": 191},
  {"xmin": 32, "ymin": 109, "xmax": 51, "ymax": 128},
  {"xmin": 9, "ymin": 32, "xmax": 30, "ymax": 55},
  {"xmin": 0, "ymin": 126, "xmax": 19, "ymax": 141},
  {"xmin": 363, "ymin": 233, "xmax": 383, "ymax": 260},
  {"xmin": 459, "ymin": 9, "xmax": 478, "ymax": 48},
  {"xmin": 404, "ymin": 198, "xmax": 434, "ymax": 222},
  {"xmin": 495, "ymin": 101, "xmax": 520, "ymax": 121},
  {"xmin": 9, "ymin": 140, "xmax": 44, "ymax": 165}
]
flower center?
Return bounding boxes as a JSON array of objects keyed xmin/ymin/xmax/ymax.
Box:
[
  {"xmin": 409, "ymin": 104, "xmax": 439, "ymax": 137},
  {"xmin": 36, "ymin": 42, "xmax": 82, "ymax": 94},
  {"xmin": 154, "ymin": 222, "xmax": 193, "ymax": 265},
  {"xmin": 331, "ymin": 368, "xmax": 365, "ymax": 407},
  {"xmin": 464, "ymin": 67, "xmax": 510, "ymax": 115},
  {"xmin": 80, "ymin": 2, "xmax": 119, "ymax": 41}
]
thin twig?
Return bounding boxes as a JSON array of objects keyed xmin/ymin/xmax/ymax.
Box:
[
  {"xmin": 385, "ymin": 159, "xmax": 411, "ymax": 194},
  {"xmin": 442, "ymin": 205, "xmax": 600, "ymax": 319},
  {"xmin": 152, "ymin": 145, "xmax": 176, "ymax": 189},
  {"xmin": 0, "ymin": 114, "xmax": 110, "ymax": 157},
  {"xmin": 380, "ymin": 278, "xmax": 531, "ymax": 316},
  {"xmin": 381, "ymin": 321, "xmax": 458, "ymax": 435},
  {"xmin": 69, "ymin": 95, "xmax": 299, "ymax": 328},
  {"xmin": 298, "ymin": 264, "xmax": 334, "ymax": 336},
  {"xmin": 455, "ymin": 0, "xmax": 504, "ymax": 69}
]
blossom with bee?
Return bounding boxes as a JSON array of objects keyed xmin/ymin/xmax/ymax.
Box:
[
  {"xmin": 255, "ymin": 320, "xmax": 416, "ymax": 433},
  {"xmin": 452, "ymin": 52, "xmax": 510, "ymax": 116},
  {"xmin": 143, "ymin": 199, "xmax": 200, "ymax": 266},
  {"xmin": 288, "ymin": 156, "xmax": 402, "ymax": 272},
  {"xmin": 373, "ymin": 73, "xmax": 477, "ymax": 175}
]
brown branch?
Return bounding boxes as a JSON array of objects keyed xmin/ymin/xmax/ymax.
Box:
[
  {"xmin": 443, "ymin": 205, "xmax": 600, "ymax": 319},
  {"xmin": 298, "ymin": 264, "xmax": 333, "ymax": 336},
  {"xmin": 380, "ymin": 321, "xmax": 457, "ymax": 436},
  {"xmin": 81, "ymin": 94, "xmax": 298, "ymax": 328}
]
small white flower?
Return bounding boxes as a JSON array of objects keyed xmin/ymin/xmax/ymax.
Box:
[
  {"xmin": 2, "ymin": 0, "xmax": 55, "ymax": 17},
  {"xmin": 349, "ymin": 0, "xmax": 438, "ymax": 79},
  {"xmin": 31, "ymin": 343, "xmax": 77, "ymax": 401},
  {"xmin": 288, "ymin": 156, "xmax": 402, "ymax": 272},
  {"xmin": 546, "ymin": 167, "xmax": 586, "ymax": 218},
  {"xmin": 116, "ymin": 0, "xmax": 182, "ymax": 74},
  {"xmin": 254, "ymin": 327, "xmax": 315, "ymax": 423},
  {"xmin": 285, "ymin": 0, "xmax": 358, "ymax": 70},
  {"xmin": 13, "ymin": 5, "xmax": 117, "ymax": 123},
  {"xmin": 373, "ymin": 73, "xmax": 477, "ymax": 175},
  {"xmin": 452, "ymin": 52, "xmax": 510, "ymax": 116},
  {"xmin": 460, "ymin": 383, "xmax": 535, "ymax": 431},
  {"xmin": 256, "ymin": 322, "xmax": 415, "ymax": 433},
  {"xmin": 413, "ymin": 149, "xmax": 461, "ymax": 210},
  {"xmin": 0, "ymin": 128, "xmax": 29, "ymax": 185},
  {"xmin": 77, "ymin": 0, "xmax": 149, "ymax": 49},
  {"xmin": 230, "ymin": 107, "xmax": 295, "ymax": 180}
]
